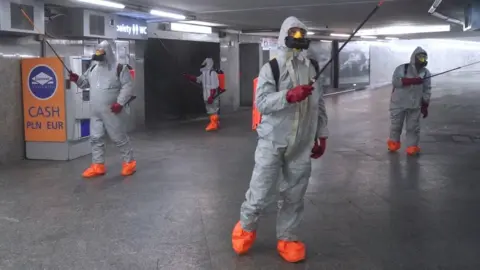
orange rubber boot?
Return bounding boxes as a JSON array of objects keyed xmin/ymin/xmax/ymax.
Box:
[
  {"xmin": 277, "ymin": 240, "xmax": 306, "ymax": 263},
  {"xmin": 121, "ymin": 160, "xmax": 137, "ymax": 176},
  {"xmin": 406, "ymin": 146, "xmax": 420, "ymax": 156},
  {"xmin": 205, "ymin": 114, "xmax": 219, "ymax": 132},
  {"xmin": 82, "ymin": 164, "xmax": 106, "ymax": 178},
  {"xmin": 387, "ymin": 140, "xmax": 401, "ymax": 152},
  {"xmin": 232, "ymin": 221, "xmax": 256, "ymax": 255}
]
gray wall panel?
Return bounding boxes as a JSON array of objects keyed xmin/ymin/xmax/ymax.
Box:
[
  {"xmin": 0, "ymin": 58, "xmax": 24, "ymax": 164},
  {"xmin": 0, "ymin": 36, "xmax": 41, "ymax": 164},
  {"xmin": 370, "ymin": 39, "xmax": 480, "ymax": 88}
]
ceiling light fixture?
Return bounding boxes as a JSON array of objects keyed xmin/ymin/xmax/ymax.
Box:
[
  {"xmin": 330, "ymin": 33, "xmax": 350, "ymax": 37},
  {"xmin": 1, "ymin": 54, "xmax": 36, "ymax": 58},
  {"xmin": 357, "ymin": 24, "xmax": 450, "ymax": 36},
  {"xmin": 361, "ymin": 35, "xmax": 377, "ymax": 39},
  {"xmin": 76, "ymin": 0, "xmax": 125, "ymax": 9},
  {"xmin": 170, "ymin": 22, "xmax": 212, "ymax": 34},
  {"xmin": 307, "ymin": 31, "xmax": 315, "ymax": 35},
  {"xmin": 150, "ymin": 9, "xmax": 186, "ymax": 20},
  {"xmin": 320, "ymin": 40, "xmax": 332, "ymax": 42},
  {"xmin": 180, "ymin": 20, "xmax": 226, "ymax": 27},
  {"xmin": 385, "ymin": 37, "xmax": 399, "ymax": 40}
]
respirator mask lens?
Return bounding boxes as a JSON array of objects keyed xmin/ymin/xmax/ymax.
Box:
[
  {"xmin": 92, "ymin": 49, "xmax": 106, "ymax": 61},
  {"xmin": 416, "ymin": 54, "xmax": 428, "ymax": 67},
  {"xmin": 285, "ymin": 29, "xmax": 310, "ymax": 50}
]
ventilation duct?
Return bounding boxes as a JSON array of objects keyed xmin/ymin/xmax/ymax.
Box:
[
  {"xmin": 0, "ymin": 0, "xmax": 45, "ymax": 34},
  {"xmin": 47, "ymin": 7, "xmax": 117, "ymax": 39},
  {"xmin": 428, "ymin": 0, "xmax": 463, "ymax": 26}
]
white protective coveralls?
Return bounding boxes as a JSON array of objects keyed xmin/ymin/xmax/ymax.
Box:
[
  {"xmin": 196, "ymin": 58, "xmax": 220, "ymax": 115},
  {"xmin": 390, "ymin": 47, "xmax": 431, "ymax": 148},
  {"xmin": 239, "ymin": 16, "xmax": 329, "ymax": 241},
  {"xmin": 76, "ymin": 41, "xmax": 135, "ymax": 164}
]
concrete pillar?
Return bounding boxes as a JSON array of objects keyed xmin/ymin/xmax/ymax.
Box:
[{"xmin": 219, "ymin": 34, "xmax": 240, "ymax": 113}]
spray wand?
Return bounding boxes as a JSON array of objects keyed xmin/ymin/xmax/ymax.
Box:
[
  {"xmin": 20, "ymin": 8, "xmax": 72, "ymax": 74},
  {"xmin": 309, "ymin": 0, "xmax": 386, "ymax": 85}
]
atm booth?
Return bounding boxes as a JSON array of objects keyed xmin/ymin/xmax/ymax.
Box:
[
  {"xmin": 21, "ymin": 9, "xmax": 144, "ymax": 160},
  {"xmin": 21, "ymin": 56, "xmax": 97, "ymax": 160}
]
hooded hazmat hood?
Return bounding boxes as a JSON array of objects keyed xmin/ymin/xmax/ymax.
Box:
[
  {"xmin": 410, "ymin": 46, "xmax": 427, "ymax": 66},
  {"xmin": 277, "ymin": 16, "xmax": 308, "ymax": 49},
  {"xmin": 96, "ymin": 40, "xmax": 117, "ymax": 67},
  {"xmin": 201, "ymin": 58, "xmax": 214, "ymax": 71}
]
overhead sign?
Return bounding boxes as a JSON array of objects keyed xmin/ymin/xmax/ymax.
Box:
[
  {"xmin": 116, "ymin": 16, "xmax": 147, "ymax": 40},
  {"xmin": 21, "ymin": 57, "xmax": 66, "ymax": 142}
]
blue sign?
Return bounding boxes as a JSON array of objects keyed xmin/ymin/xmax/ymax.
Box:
[
  {"xmin": 116, "ymin": 16, "xmax": 148, "ymax": 40},
  {"xmin": 28, "ymin": 65, "xmax": 58, "ymax": 100}
]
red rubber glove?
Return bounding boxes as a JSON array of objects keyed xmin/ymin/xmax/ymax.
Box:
[
  {"xmin": 207, "ymin": 89, "xmax": 216, "ymax": 104},
  {"xmin": 401, "ymin": 77, "xmax": 423, "ymax": 86},
  {"xmin": 311, "ymin": 138, "xmax": 327, "ymax": 159},
  {"xmin": 286, "ymin": 85, "xmax": 314, "ymax": 103},
  {"xmin": 69, "ymin": 72, "xmax": 79, "ymax": 82},
  {"xmin": 421, "ymin": 100, "xmax": 429, "ymax": 118},
  {"xmin": 110, "ymin": 103, "xmax": 123, "ymax": 114},
  {"xmin": 183, "ymin": 74, "xmax": 197, "ymax": 82}
]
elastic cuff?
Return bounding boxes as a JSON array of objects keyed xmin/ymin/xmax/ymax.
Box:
[{"xmin": 277, "ymin": 235, "xmax": 299, "ymax": 242}]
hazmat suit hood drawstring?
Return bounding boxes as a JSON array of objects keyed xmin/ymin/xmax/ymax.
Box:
[
  {"xmin": 200, "ymin": 58, "xmax": 214, "ymax": 72},
  {"xmin": 277, "ymin": 16, "xmax": 309, "ymax": 61},
  {"xmin": 96, "ymin": 40, "xmax": 117, "ymax": 68}
]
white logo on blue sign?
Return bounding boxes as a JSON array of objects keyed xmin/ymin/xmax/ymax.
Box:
[{"xmin": 28, "ymin": 65, "xmax": 58, "ymax": 100}]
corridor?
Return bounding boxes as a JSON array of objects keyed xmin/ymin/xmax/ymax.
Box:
[{"xmin": 1, "ymin": 76, "xmax": 480, "ymax": 269}]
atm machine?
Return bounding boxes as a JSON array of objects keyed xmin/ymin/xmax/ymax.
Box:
[
  {"xmin": 67, "ymin": 56, "xmax": 94, "ymax": 140},
  {"xmin": 21, "ymin": 56, "xmax": 94, "ymax": 160}
]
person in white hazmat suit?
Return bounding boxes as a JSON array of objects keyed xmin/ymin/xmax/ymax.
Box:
[
  {"xmin": 69, "ymin": 40, "xmax": 137, "ymax": 178},
  {"xmin": 387, "ymin": 46, "xmax": 431, "ymax": 155},
  {"xmin": 231, "ymin": 17, "xmax": 329, "ymax": 263},
  {"xmin": 183, "ymin": 58, "xmax": 221, "ymax": 131}
]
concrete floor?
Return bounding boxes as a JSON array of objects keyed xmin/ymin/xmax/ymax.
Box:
[{"xmin": 1, "ymin": 77, "xmax": 480, "ymax": 269}]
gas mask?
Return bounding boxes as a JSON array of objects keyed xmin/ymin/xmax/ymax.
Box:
[
  {"xmin": 285, "ymin": 29, "xmax": 310, "ymax": 50},
  {"xmin": 415, "ymin": 53, "xmax": 428, "ymax": 69},
  {"xmin": 92, "ymin": 49, "xmax": 106, "ymax": 62}
]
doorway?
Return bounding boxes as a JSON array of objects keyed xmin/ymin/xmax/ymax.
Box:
[
  {"xmin": 144, "ymin": 38, "xmax": 220, "ymax": 125},
  {"xmin": 239, "ymin": 43, "xmax": 260, "ymax": 107}
]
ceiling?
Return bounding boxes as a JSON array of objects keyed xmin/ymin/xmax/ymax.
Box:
[
  {"xmin": 114, "ymin": 0, "xmax": 452, "ymax": 32},
  {"xmin": 49, "ymin": 0, "xmax": 472, "ymax": 34}
]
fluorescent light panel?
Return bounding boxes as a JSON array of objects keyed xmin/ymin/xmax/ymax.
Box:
[
  {"xmin": 330, "ymin": 33, "xmax": 350, "ymax": 37},
  {"xmin": 1, "ymin": 54, "xmax": 36, "ymax": 58},
  {"xmin": 361, "ymin": 35, "xmax": 377, "ymax": 39},
  {"xmin": 307, "ymin": 31, "xmax": 315, "ymax": 35},
  {"xmin": 171, "ymin": 22, "xmax": 212, "ymax": 34},
  {"xmin": 320, "ymin": 40, "xmax": 332, "ymax": 42},
  {"xmin": 357, "ymin": 25, "xmax": 450, "ymax": 36},
  {"xmin": 76, "ymin": 0, "xmax": 125, "ymax": 9},
  {"xmin": 150, "ymin": 9, "xmax": 186, "ymax": 20},
  {"xmin": 385, "ymin": 37, "xmax": 399, "ymax": 40},
  {"xmin": 181, "ymin": 20, "xmax": 225, "ymax": 27}
]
